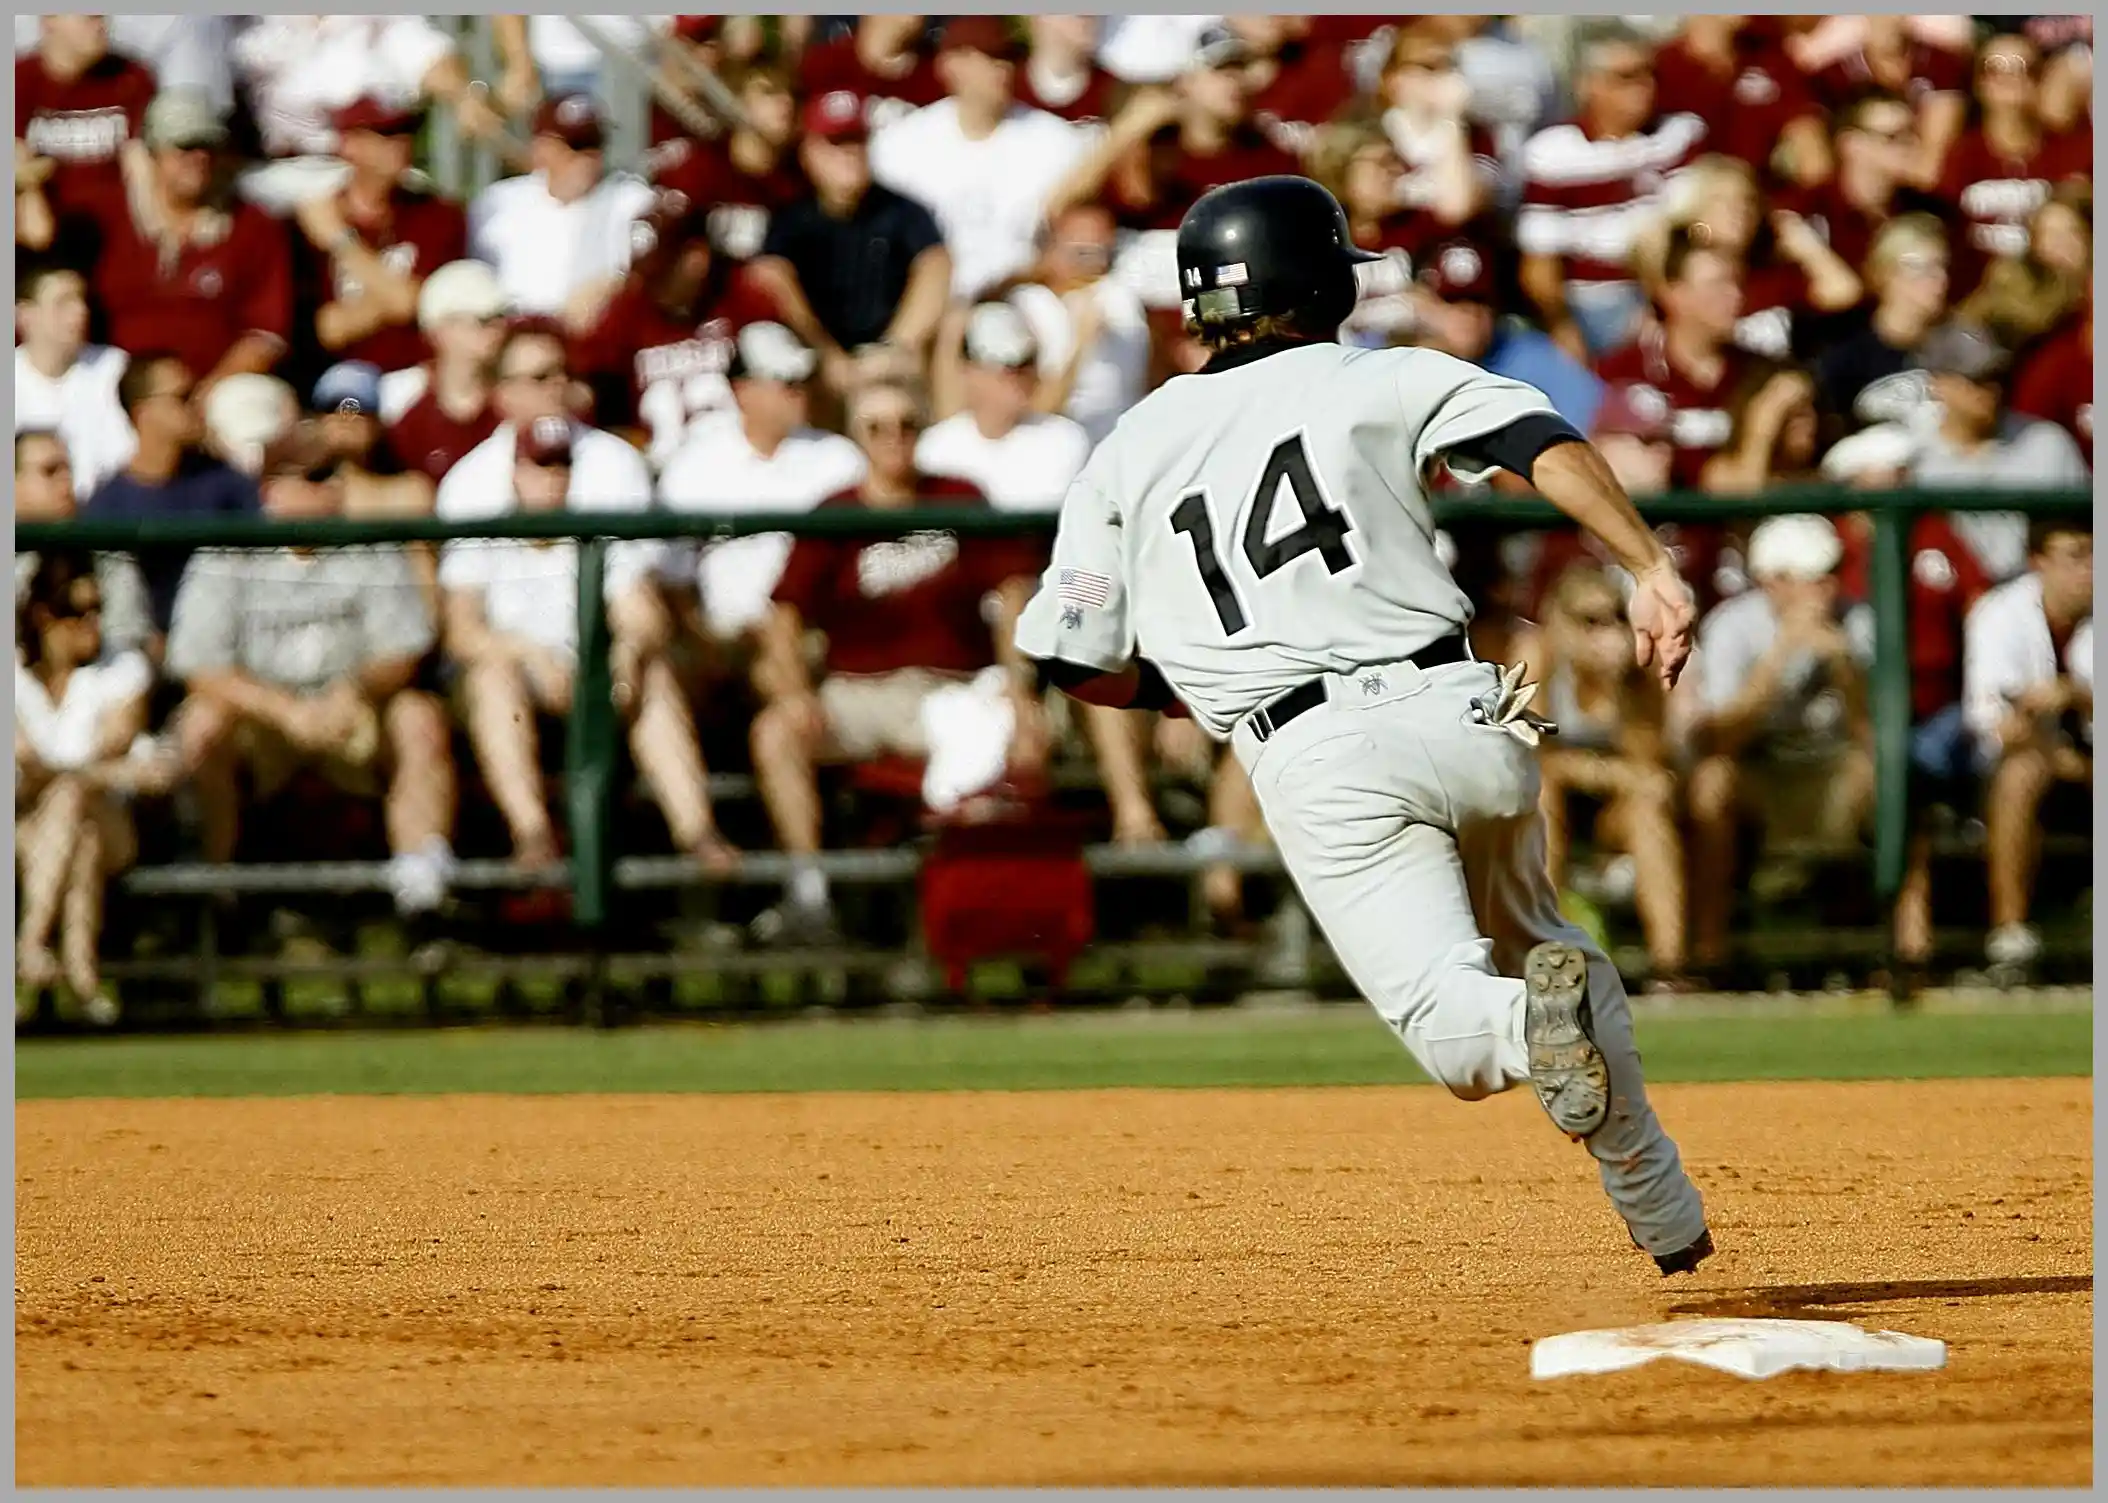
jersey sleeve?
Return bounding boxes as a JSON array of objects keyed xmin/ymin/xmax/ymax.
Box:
[
  {"xmin": 1400, "ymin": 351, "xmax": 1564, "ymax": 485},
  {"xmin": 1013, "ymin": 466, "xmax": 1133, "ymax": 674}
]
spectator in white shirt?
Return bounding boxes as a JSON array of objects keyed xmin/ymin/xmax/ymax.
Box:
[
  {"xmin": 1685, "ymin": 515, "xmax": 1876, "ymax": 974},
  {"xmin": 466, "ymin": 95, "xmax": 657, "ymax": 333},
  {"xmin": 920, "ymin": 302, "xmax": 1092, "ymax": 511},
  {"xmin": 656, "ymin": 323, "xmax": 867, "ymax": 646},
  {"xmin": 441, "ymin": 412, "xmax": 732, "ymax": 874},
  {"xmin": 1962, "ymin": 516, "xmax": 2093, "ymax": 975},
  {"xmin": 1000, "ymin": 202, "xmax": 1150, "ymax": 447},
  {"xmin": 15, "ymin": 553, "xmax": 171, "ymax": 1025},
  {"xmin": 868, "ymin": 17, "xmax": 1090, "ymax": 300},
  {"xmin": 228, "ymin": 15, "xmax": 508, "ymax": 209},
  {"xmin": 13, "ymin": 265, "xmax": 133, "ymax": 499},
  {"xmin": 1908, "ymin": 320, "xmax": 2093, "ymax": 582}
]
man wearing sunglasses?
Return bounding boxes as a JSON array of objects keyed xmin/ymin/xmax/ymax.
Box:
[{"xmin": 292, "ymin": 96, "xmax": 469, "ymax": 379}]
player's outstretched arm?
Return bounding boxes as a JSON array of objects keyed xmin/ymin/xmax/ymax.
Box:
[{"xmin": 1527, "ymin": 439, "xmax": 1696, "ymax": 690}]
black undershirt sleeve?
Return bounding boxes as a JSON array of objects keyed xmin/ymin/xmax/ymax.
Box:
[
  {"xmin": 1441, "ymin": 412, "xmax": 1587, "ymax": 479},
  {"xmin": 1030, "ymin": 656, "xmax": 1181, "ymax": 711}
]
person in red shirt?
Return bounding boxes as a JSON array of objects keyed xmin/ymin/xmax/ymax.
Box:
[
  {"xmin": 646, "ymin": 59, "xmax": 807, "ymax": 265},
  {"xmin": 1051, "ymin": 35, "xmax": 1301, "ymax": 236},
  {"xmin": 570, "ymin": 193, "xmax": 784, "ymax": 467},
  {"xmin": 1652, "ymin": 17, "xmax": 1831, "ymax": 190},
  {"xmin": 14, "ymin": 14, "xmax": 156, "ymax": 262},
  {"xmin": 748, "ymin": 376, "xmax": 1042, "ymax": 944},
  {"xmin": 2011, "ymin": 299, "xmax": 2093, "ymax": 467},
  {"xmin": 1015, "ymin": 15, "xmax": 1117, "ymax": 128},
  {"xmin": 93, "ymin": 90, "xmax": 294, "ymax": 391},
  {"xmin": 289, "ymin": 97, "xmax": 469, "ymax": 381},
  {"xmin": 1652, "ymin": 154, "xmax": 1864, "ymax": 363},
  {"xmin": 381, "ymin": 260, "xmax": 508, "ymax": 485},
  {"xmin": 799, "ymin": 15, "xmax": 944, "ymax": 137},
  {"xmin": 1804, "ymin": 15, "xmax": 1970, "ymax": 192},
  {"xmin": 1789, "ymin": 93, "xmax": 1946, "ymax": 277},
  {"xmin": 1216, "ymin": 16, "xmax": 1355, "ymax": 161},
  {"xmin": 1597, "ymin": 227, "xmax": 1756, "ymax": 493},
  {"xmin": 1939, "ymin": 32, "xmax": 2094, "ymax": 298}
]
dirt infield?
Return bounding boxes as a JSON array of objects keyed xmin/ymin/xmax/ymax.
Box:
[{"xmin": 15, "ymin": 1078, "xmax": 2092, "ymax": 1486}]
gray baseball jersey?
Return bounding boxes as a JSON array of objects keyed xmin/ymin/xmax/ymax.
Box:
[
  {"xmin": 1014, "ymin": 342, "xmax": 1559, "ymax": 738},
  {"xmin": 1017, "ymin": 336, "xmax": 1706, "ymax": 1259}
]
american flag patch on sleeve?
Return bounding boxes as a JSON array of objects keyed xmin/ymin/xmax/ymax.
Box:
[{"xmin": 1057, "ymin": 568, "xmax": 1112, "ymax": 608}]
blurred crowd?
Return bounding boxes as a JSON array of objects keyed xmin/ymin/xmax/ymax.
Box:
[{"xmin": 13, "ymin": 15, "xmax": 2096, "ymax": 1019}]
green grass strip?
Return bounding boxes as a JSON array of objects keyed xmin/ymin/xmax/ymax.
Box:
[{"xmin": 11, "ymin": 1006, "xmax": 2091, "ymax": 1101}]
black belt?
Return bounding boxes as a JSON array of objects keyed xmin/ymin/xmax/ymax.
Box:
[{"xmin": 1245, "ymin": 634, "xmax": 1470, "ymax": 744}]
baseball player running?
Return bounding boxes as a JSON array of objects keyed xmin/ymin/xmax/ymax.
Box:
[{"xmin": 1016, "ymin": 177, "xmax": 1712, "ymax": 1276}]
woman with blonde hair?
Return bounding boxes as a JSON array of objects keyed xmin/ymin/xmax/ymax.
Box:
[
  {"xmin": 1513, "ymin": 564, "xmax": 1692, "ymax": 990},
  {"xmin": 1813, "ymin": 212, "xmax": 1952, "ymax": 433},
  {"xmin": 15, "ymin": 552, "xmax": 177, "ymax": 1026}
]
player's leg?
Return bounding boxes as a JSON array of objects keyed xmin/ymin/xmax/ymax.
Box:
[
  {"xmin": 1243, "ymin": 724, "xmax": 1534, "ymax": 1100},
  {"xmin": 1456, "ymin": 807, "xmax": 1709, "ymax": 1265}
]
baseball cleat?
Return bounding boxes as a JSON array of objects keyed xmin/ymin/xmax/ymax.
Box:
[
  {"xmin": 1655, "ymin": 1229, "xmax": 1715, "ymax": 1277},
  {"xmin": 1523, "ymin": 941, "xmax": 1610, "ymax": 1139}
]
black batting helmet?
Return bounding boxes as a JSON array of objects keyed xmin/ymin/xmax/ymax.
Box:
[{"xmin": 1176, "ymin": 175, "xmax": 1381, "ymax": 336}]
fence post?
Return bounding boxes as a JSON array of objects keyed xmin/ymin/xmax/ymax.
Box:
[
  {"xmin": 566, "ymin": 539, "xmax": 616, "ymax": 934},
  {"xmin": 1868, "ymin": 499, "xmax": 1914, "ymax": 988}
]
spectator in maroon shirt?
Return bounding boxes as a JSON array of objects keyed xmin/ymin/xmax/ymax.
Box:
[
  {"xmin": 647, "ymin": 59, "xmax": 808, "ymax": 265},
  {"xmin": 1015, "ymin": 15, "xmax": 1117, "ymax": 128},
  {"xmin": 1653, "ymin": 17, "xmax": 1831, "ymax": 190},
  {"xmin": 748, "ymin": 377, "xmax": 1042, "ymax": 944},
  {"xmin": 571, "ymin": 193, "xmax": 784, "ymax": 467},
  {"xmin": 381, "ymin": 260, "xmax": 508, "ymax": 485},
  {"xmin": 14, "ymin": 15, "xmax": 156, "ymax": 262},
  {"xmin": 1804, "ymin": 15, "xmax": 1970, "ymax": 191},
  {"xmin": 800, "ymin": 15, "xmax": 944, "ymax": 137},
  {"xmin": 1372, "ymin": 22, "xmax": 1501, "ymax": 229},
  {"xmin": 1792, "ymin": 94, "xmax": 1944, "ymax": 277},
  {"xmin": 1217, "ymin": 16, "xmax": 1356, "ymax": 161},
  {"xmin": 1939, "ymin": 32, "xmax": 2094, "ymax": 298},
  {"xmin": 288, "ymin": 97, "xmax": 468, "ymax": 381},
  {"xmin": 2011, "ymin": 294, "xmax": 2092, "ymax": 467},
  {"xmin": 1650, "ymin": 154, "xmax": 1864, "ymax": 363},
  {"xmin": 1051, "ymin": 32, "xmax": 1301, "ymax": 237},
  {"xmin": 1599, "ymin": 227, "xmax": 1757, "ymax": 493},
  {"xmin": 93, "ymin": 90, "xmax": 295, "ymax": 392}
]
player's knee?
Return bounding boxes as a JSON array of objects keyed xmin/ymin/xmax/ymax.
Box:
[{"xmin": 1421, "ymin": 1042, "xmax": 1506, "ymax": 1103}]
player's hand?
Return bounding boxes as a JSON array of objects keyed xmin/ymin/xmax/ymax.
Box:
[{"xmin": 1627, "ymin": 561, "xmax": 1696, "ymax": 690}]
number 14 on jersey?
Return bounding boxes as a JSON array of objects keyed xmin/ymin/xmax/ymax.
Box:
[{"xmin": 1169, "ymin": 431, "xmax": 1359, "ymax": 637}]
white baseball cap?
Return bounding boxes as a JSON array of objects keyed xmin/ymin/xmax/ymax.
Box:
[
  {"xmin": 1747, "ymin": 514, "xmax": 1844, "ymax": 583},
  {"xmin": 417, "ymin": 259, "xmax": 509, "ymax": 331},
  {"xmin": 203, "ymin": 374, "xmax": 299, "ymax": 477},
  {"xmin": 729, "ymin": 321, "xmax": 818, "ymax": 384},
  {"xmin": 964, "ymin": 301, "xmax": 1038, "ymax": 369}
]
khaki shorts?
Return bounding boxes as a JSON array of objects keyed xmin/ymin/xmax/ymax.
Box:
[
  {"xmin": 1742, "ymin": 745, "xmax": 1871, "ymax": 847},
  {"xmin": 818, "ymin": 669, "xmax": 970, "ymax": 761},
  {"xmin": 236, "ymin": 718, "xmax": 384, "ymax": 801}
]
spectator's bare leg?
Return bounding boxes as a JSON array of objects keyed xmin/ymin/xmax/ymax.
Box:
[
  {"xmin": 1894, "ymin": 832, "xmax": 1935, "ymax": 965},
  {"xmin": 1823, "ymin": 745, "xmax": 1877, "ymax": 843},
  {"xmin": 58, "ymin": 795, "xmax": 129, "ymax": 1003},
  {"xmin": 1986, "ymin": 746, "xmax": 2054, "ymax": 931},
  {"xmin": 1612, "ymin": 764, "xmax": 1687, "ymax": 977},
  {"xmin": 1203, "ymin": 750, "xmax": 1263, "ymax": 924},
  {"xmin": 750, "ymin": 700, "xmax": 823, "ymax": 856},
  {"xmin": 382, "ymin": 690, "xmax": 457, "ymax": 856},
  {"xmin": 178, "ymin": 699, "xmax": 244, "ymax": 865},
  {"xmin": 462, "ymin": 660, "xmax": 559, "ymax": 866},
  {"xmin": 15, "ymin": 775, "xmax": 84, "ymax": 982},
  {"xmin": 1085, "ymin": 704, "xmax": 1163, "ymax": 844},
  {"xmin": 629, "ymin": 655, "xmax": 736, "ymax": 872},
  {"xmin": 1685, "ymin": 754, "xmax": 1742, "ymax": 970}
]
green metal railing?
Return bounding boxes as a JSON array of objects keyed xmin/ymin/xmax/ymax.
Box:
[{"xmin": 20, "ymin": 484, "xmax": 2092, "ymax": 942}]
